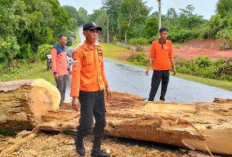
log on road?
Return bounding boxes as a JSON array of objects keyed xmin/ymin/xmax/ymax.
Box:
[
  {"xmin": 1, "ymin": 79, "xmax": 232, "ymax": 155},
  {"xmin": 39, "ymin": 92, "xmax": 232, "ymax": 155}
]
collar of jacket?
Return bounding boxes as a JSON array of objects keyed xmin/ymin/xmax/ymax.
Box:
[
  {"xmin": 53, "ymin": 44, "xmax": 66, "ymax": 54},
  {"xmin": 84, "ymin": 41, "xmax": 96, "ymax": 50},
  {"xmin": 158, "ymin": 39, "xmax": 166, "ymax": 44}
]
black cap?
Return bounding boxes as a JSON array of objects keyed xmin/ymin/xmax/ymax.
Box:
[{"xmin": 83, "ymin": 22, "xmax": 102, "ymax": 31}]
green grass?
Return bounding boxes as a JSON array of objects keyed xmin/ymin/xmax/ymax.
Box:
[
  {"xmin": 101, "ymin": 43, "xmax": 129, "ymax": 59},
  {"xmin": 176, "ymin": 73, "xmax": 232, "ymax": 91},
  {"xmin": 0, "ymin": 61, "xmax": 55, "ymax": 85},
  {"xmin": 101, "ymin": 43, "xmax": 148, "ymax": 68}
]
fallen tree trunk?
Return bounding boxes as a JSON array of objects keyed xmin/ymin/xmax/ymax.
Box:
[
  {"xmin": 0, "ymin": 79, "xmax": 60, "ymax": 131},
  {"xmin": 1, "ymin": 79, "xmax": 232, "ymax": 155},
  {"xmin": 38, "ymin": 93, "xmax": 232, "ymax": 155}
]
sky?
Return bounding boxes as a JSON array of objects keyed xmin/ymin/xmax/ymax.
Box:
[{"xmin": 58, "ymin": 0, "xmax": 218, "ymax": 20}]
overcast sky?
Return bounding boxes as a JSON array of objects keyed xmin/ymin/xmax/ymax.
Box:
[{"xmin": 58, "ymin": 0, "xmax": 218, "ymax": 20}]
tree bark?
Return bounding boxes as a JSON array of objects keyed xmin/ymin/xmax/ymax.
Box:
[
  {"xmin": 107, "ymin": 15, "xmax": 110, "ymax": 43},
  {"xmin": 125, "ymin": 31, "xmax": 127, "ymax": 45},
  {"xmin": 158, "ymin": 0, "xmax": 162, "ymax": 32}
]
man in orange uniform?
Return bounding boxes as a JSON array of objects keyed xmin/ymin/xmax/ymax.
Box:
[
  {"xmin": 51, "ymin": 34, "xmax": 69, "ymax": 105},
  {"xmin": 146, "ymin": 27, "xmax": 176, "ymax": 101},
  {"xmin": 71, "ymin": 22, "xmax": 111, "ymax": 157}
]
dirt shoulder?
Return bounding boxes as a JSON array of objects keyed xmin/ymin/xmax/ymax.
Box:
[
  {"xmin": 0, "ymin": 133, "xmax": 214, "ymax": 157},
  {"xmin": 144, "ymin": 39, "xmax": 232, "ymax": 60}
]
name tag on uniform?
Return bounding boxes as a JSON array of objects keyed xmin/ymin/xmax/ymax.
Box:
[
  {"xmin": 97, "ymin": 48, "xmax": 103, "ymax": 56},
  {"xmin": 164, "ymin": 45, "xmax": 169, "ymax": 50},
  {"xmin": 83, "ymin": 52, "xmax": 91, "ymax": 57}
]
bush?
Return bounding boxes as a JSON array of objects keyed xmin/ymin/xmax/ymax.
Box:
[
  {"xmin": 194, "ymin": 56, "xmax": 212, "ymax": 68},
  {"xmin": 129, "ymin": 37, "xmax": 148, "ymax": 46},
  {"xmin": 128, "ymin": 37, "xmax": 148, "ymax": 51},
  {"xmin": 175, "ymin": 56, "xmax": 232, "ymax": 81},
  {"xmin": 37, "ymin": 44, "xmax": 53, "ymax": 60},
  {"xmin": 169, "ymin": 29, "xmax": 199, "ymax": 42},
  {"xmin": 127, "ymin": 52, "xmax": 148, "ymax": 66},
  {"xmin": 148, "ymin": 36, "xmax": 158, "ymax": 44},
  {"xmin": 198, "ymin": 67, "xmax": 217, "ymax": 79},
  {"xmin": 216, "ymin": 28, "xmax": 232, "ymax": 49}
]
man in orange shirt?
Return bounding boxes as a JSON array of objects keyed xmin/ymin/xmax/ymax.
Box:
[
  {"xmin": 71, "ymin": 22, "xmax": 111, "ymax": 157},
  {"xmin": 51, "ymin": 34, "xmax": 69, "ymax": 105},
  {"xmin": 146, "ymin": 27, "xmax": 176, "ymax": 101}
]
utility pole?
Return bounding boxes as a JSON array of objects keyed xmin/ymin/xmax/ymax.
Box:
[{"xmin": 157, "ymin": 0, "xmax": 161, "ymax": 34}]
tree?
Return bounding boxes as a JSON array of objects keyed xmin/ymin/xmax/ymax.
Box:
[
  {"xmin": 0, "ymin": 0, "xmax": 25, "ymax": 69},
  {"xmin": 179, "ymin": 5, "xmax": 195, "ymax": 18},
  {"xmin": 0, "ymin": 0, "xmax": 27, "ymax": 38},
  {"xmin": 205, "ymin": 0, "xmax": 232, "ymax": 44},
  {"xmin": 144, "ymin": 17, "xmax": 158, "ymax": 40},
  {"xmin": 167, "ymin": 8, "xmax": 178, "ymax": 18},
  {"xmin": 103, "ymin": 0, "xmax": 122, "ymax": 42},
  {"xmin": 118, "ymin": 0, "xmax": 150, "ymax": 44},
  {"xmin": 0, "ymin": 0, "xmax": 73, "ymax": 72},
  {"xmin": 63, "ymin": 5, "xmax": 80, "ymax": 30},
  {"xmin": 77, "ymin": 7, "xmax": 89, "ymax": 25},
  {"xmin": 89, "ymin": 9, "xmax": 108, "ymax": 41},
  {"xmin": 217, "ymin": 0, "xmax": 232, "ymax": 18},
  {"xmin": 18, "ymin": 0, "xmax": 71, "ymax": 56},
  {"xmin": 178, "ymin": 5, "xmax": 205, "ymax": 29}
]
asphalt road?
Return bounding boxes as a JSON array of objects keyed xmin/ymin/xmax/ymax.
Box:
[{"xmin": 65, "ymin": 28, "xmax": 232, "ymax": 103}]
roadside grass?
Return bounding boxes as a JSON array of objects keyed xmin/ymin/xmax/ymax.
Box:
[
  {"xmin": 176, "ymin": 73, "xmax": 232, "ymax": 91},
  {"xmin": 0, "ymin": 61, "xmax": 55, "ymax": 85},
  {"xmin": 101, "ymin": 43, "xmax": 129, "ymax": 60}
]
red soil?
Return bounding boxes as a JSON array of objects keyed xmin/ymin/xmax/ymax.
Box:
[
  {"xmin": 143, "ymin": 39, "xmax": 232, "ymax": 60},
  {"xmin": 173, "ymin": 47, "xmax": 232, "ymax": 60}
]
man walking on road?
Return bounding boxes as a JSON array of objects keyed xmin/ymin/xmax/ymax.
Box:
[
  {"xmin": 146, "ymin": 27, "xmax": 176, "ymax": 101},
  {"xmin": 51, "ymin": 34, "xmax": 69, "ymax": 105},
  {"xmin": 71, "ymin": 22, "xmax": 111, "ymax": 157}
]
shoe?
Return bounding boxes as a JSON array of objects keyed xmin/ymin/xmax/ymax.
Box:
[
  {"xmin": 91, "ymin": 136, "xmax": 110, "ymax": 157},
  {"xmin": 160, "ymin": 97, "xmax": 165, "ymax": 101},
  {"xmin": 91, "ymin": 149, "xmax": 110, "ymax": 157},
  {"xmin": 74, "ymin": 136, "xmax": 85, "ymax": 156}
]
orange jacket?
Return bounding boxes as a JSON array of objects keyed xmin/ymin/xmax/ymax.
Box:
[
  {"xmin": 70, "ymin": 41, "xmax": 109, "ymax": 97},
  {"xmin": 51, "ymin": 44, "xmax": 68, "ymax": 76},
  {"xmin": 150, "ymin": 40, "xmax": 173, "ymax": 70}
]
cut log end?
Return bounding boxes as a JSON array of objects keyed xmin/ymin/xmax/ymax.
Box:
[{"xmin": 0, "ymin": 79, "xmax": 60, "ymax": 131}]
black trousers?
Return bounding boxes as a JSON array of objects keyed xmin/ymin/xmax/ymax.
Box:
[
  {"xmin": 148, "ymin": 70, "xmax": 169, "ymax": 101},
  {"xmin": 55, "ymin": 74, "xmax": 68, "ymax": 104},
  {"xmin": 77, "ymin": 90, "xmax": 106, "ymax": 138}
]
